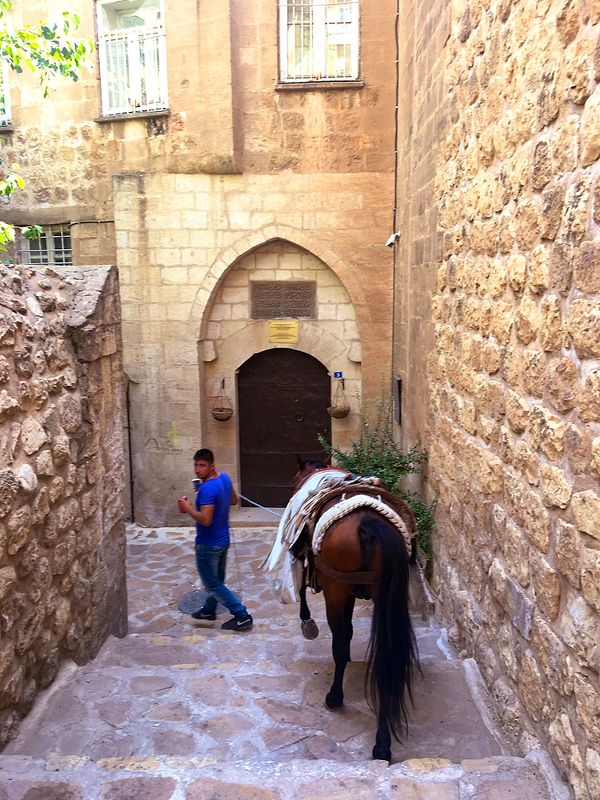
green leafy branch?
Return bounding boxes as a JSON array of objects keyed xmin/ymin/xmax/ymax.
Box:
[
  {"xmin": 0, "ymin": 162, "xmax": 44, "ymax": 251},
  {"xmin": 0, "ymin": 219, "xmax": 15, "ymax": 249},
  {"xmin": 0, "ymin": 0, "xmax": 93, "ymax": 94},
  {"xmin": 0, "ymin": 0, "xmax": 92, "ymax": 253},
  {"xmin": 0, "ymin": 163, "xmax": 24, "ymax": 197},
  {"xmin": 0, "ymin": 162, "xmax": 22, "ymax": 250}
]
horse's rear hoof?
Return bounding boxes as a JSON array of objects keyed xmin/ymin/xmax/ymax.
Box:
[
  {"xmin": 372, "ymin": 747, "xmax": 391, "ymax": 763},
  {"xmin": 301, "ymin": 618, "xmax": 319, "ymax": 640},
  {"xmin": 325, "ymin": 691, "xmax": 343, "ymax": 709}
]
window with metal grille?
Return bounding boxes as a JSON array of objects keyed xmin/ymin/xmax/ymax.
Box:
[
  {"xmin": 278, "ymin": 0, "xmax": 359, "ymax": 82},
  {"xmin": 96, "ymin": 0, "xmax": 168, "ymax": 116},
  {"xmin": 0, "ymin": 62, "xmax": 12, "ymax": 127},
  {"xmin": 20, "ymin": 225, "xmax": 73, "ymax": 266}
]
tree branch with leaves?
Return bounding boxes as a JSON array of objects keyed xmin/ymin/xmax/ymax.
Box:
[{"xmin": 0, "ymin": 0, "xmax": 93, "ymax": 251}]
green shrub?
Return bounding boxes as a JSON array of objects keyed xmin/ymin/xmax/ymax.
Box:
[{"xmin": 318, "ymin": 396, "xmax": 435, "ymax": 563}]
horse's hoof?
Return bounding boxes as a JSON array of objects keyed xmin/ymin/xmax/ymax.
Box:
[
  {"xmin": 301, "ymin": 618, "xmax": 319, "ymax": 640},
  {"xmin": 372, "ymin": 748, "xmax": 391, "ymax": 763},
  {"xmin": 325, "ymin": 692, "xmax": 343, "ymax": 709}
]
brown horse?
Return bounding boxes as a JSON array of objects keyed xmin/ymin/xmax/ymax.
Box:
[{"xmin": 291, "ymin": 458, "xmax": 419, "ymax": 762}]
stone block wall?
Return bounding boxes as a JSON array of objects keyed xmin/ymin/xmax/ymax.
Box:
[
  {"xmin": 3, "ymin": 0, "xmax": 397, "ymax": 246},
  {"xmin": 0, "ymin": 264, "xmax": 127, "ymax": 749},
  {"xmin": 116, "ymin": 172, "xmax": 393, "ymax": 525},
  {"xmin": 2, "ymin": 0, "xmax": 398, "ymax": 525},
  {"xmin": 420, "ymin": 1, "xmax": 600, "ymax": 797},
  {"xmin": 393, "ymin": 0, "xmax": 452, "ymax": 464}
]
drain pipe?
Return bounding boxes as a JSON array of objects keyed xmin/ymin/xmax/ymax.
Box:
[
  {"xmin": 125, "ymin": 381, "xmax": 135, "ymax": 522},
  {"xmin": 390, "ymin": 0, "xmax": 400, "ymax": 387}
]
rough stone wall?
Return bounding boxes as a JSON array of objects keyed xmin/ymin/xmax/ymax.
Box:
[
  {"xmin": 0, "ymin": 264, "xmax": 127, "ymax": 749},
  {"xmin": 424, "ymin": 1, "xmax": 600, "ymax": 797},
  {"xmin": 3, "ymin": 0, "xmax": 397, "ymax": 242}
]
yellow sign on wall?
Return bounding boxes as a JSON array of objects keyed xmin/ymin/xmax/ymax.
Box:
[{"xmin": 268, "ymin": 320, "xmax": 299, "ymax": 344}]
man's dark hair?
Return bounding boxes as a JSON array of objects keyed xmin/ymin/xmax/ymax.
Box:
[{"xmin": 194, "ymin": 448, "xmax": 214, "ymax": 463}]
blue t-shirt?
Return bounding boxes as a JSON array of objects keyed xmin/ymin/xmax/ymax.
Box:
[{"xmin": 195, "ymin": 472, "xmax": 233, "ymax": 547}]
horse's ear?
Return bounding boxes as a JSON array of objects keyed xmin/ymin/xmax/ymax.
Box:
[
  {"xmin": 296, "ymin": 454, "xmax": 305, "ymax": 469},
  {"xmin": 324, "ymin": 454, "xmax": 332, "ymax": 467}
]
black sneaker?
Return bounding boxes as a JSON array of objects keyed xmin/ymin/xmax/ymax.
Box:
[
  {"xmin": 191, "ymin": 606, "xmax": 216, "ymax": 621},
  {"xmin": 221, "ymin": 613, "xmax": 253, "ymax": 631}
]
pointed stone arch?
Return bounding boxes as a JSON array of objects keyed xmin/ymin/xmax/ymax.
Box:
[
  {"xmin": 190, "ymin": 224, "xmax": 371, "ymax": 339},
  {"xmin": 197, "ymin": 235, "xmax": 364, "ymax": 488}
]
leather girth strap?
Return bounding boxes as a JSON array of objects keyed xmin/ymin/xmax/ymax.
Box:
[{"xmin": 315, "ymin": 555, "xmax": 379, "ymax": 585}]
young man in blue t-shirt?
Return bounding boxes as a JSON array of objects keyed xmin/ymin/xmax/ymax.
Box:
[{"xmin": 177, "ymin": 448, "xmax": 253, "ymax": 631}]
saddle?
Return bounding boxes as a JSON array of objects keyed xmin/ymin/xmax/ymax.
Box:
[
  {"xmin": 293, "ymin": 480, "xmax": 417, "ymax": 597},
  {"xmin": 311, "ymin": 483, "xmax": 416, "ymax": 537}
]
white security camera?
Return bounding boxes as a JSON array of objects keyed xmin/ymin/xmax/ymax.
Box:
[{"xmin": 385, "ymin": 231, "xmax": 401, "ymax": 247}]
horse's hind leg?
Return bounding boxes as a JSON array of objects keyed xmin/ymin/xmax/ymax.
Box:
[
  {"xmin": 324, "ymin": 584, "xmax": 352, "ymax": 709},
  {"xmin": 345, "ymin": 593, "xmax": 355, "ymax": 658},
  {"xmin": 373, "ymin": 708, "xmax": 392, "ymax": 762},
  {"xmin": 299, "ymin": 569, "xmax": 318, "ymax": 639}
]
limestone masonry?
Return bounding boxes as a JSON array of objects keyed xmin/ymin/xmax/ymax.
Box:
[
  {"xmin": 0, "ymin": 264, "xmax": 127, "ymax": 749},
  {"xmin": 2, "ymin": 0, "xmax": 398, "ymax": 526},
  {"xmin": 0, "ymin": 0, "xmax": 598, "ymax": 796},
  {"xmin": 397, "ymin": 2, "xmax": 600, "ymax": 798}
]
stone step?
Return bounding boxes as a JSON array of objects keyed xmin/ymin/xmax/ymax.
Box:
[
  {"xmin": 231, "ymin": 508, "xmax": 284, "ymax": 527},
  {"xmin": 0, "ymin": 529, "xmax": 571, "ymax": 798},
  {"xmin": 0, "ymin": 753, "xmax": 557, "ymax": 799},
  {"xmin": 3, "ymin": 632, "xmax": 509, "ymax": 765}
]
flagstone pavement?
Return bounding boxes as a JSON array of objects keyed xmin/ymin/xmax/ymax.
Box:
[{"xmin": 0, "ymin": 525, "xmax": 567, "ymax": 799}]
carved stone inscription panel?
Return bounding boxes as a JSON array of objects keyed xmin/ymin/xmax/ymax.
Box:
[{"xmin": 251, "ymin": 281, "xmax": 316, "ymax": 319}]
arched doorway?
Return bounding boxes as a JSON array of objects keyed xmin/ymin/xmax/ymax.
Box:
[{"xmin": 238, "ymin": 348, "xmax": 331, "ymax": 507}]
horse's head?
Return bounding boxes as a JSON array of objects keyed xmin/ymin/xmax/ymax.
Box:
[{"xmin": 293, "ymin": 455, "xmax": 328, "ymax": 493}]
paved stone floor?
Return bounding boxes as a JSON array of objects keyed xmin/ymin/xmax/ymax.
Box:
[{"xmin": 0, "ymin": 525, "xmax": 566, "ymax": 798}]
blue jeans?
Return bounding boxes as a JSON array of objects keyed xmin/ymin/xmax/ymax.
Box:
[{"xmin": 194, "ymin": 543, "xmax": 247, "ymax": 617}]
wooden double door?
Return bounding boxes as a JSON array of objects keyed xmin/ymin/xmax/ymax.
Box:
[{"xmin": 238, "ymin": 348, "xmax": 331, "ymax": 507}]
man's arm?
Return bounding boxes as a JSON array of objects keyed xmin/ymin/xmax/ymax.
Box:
[
  {"xmin": 177, "ymin": 497, "xmax": 215, "ymax": 526},
  {"xmin": 230, "ymin": 486, "xmax": 239, "ymax": 506}
]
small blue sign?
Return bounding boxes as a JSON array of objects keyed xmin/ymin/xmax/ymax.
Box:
[{"xmin": 333, "ymin": 371, "xmax": 343, "ymax": 379}]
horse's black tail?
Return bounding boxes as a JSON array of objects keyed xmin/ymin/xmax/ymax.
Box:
[{"xmin": 359, "ymin": 516, "xmax": 417, "ymax": 741}]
